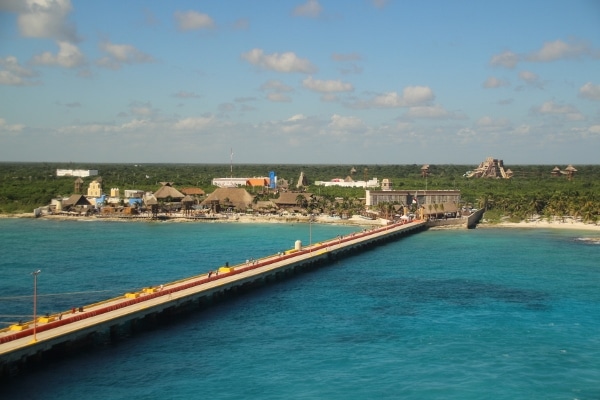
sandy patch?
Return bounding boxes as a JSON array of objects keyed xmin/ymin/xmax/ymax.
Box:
[{"xmin": 480, "ymin": 219, "xmax": 600, "ymax": 232}]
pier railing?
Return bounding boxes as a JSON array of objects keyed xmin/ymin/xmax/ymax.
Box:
[{"xmin": 0, "ymin": 220, "xmax": 425, "ymax": 346}]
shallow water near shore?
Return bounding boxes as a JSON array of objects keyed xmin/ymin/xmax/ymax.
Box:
[{"xmin": 1, "ymin": 219, "xmax": 599, "ymax": 399}]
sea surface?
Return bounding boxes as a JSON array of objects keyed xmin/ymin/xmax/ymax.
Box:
[{"xmin": 1, "ymin": 219, "xmax": 599, "ymax": 399}]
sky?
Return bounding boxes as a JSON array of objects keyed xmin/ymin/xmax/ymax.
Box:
[{"xmin": 1, "ymin": 0, "xmax": 600, "ymax": 165}]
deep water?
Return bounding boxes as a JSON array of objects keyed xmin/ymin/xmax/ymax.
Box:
[{"xmin": 1, "ymin": 219, "xmax": 599, "ymax": 399}]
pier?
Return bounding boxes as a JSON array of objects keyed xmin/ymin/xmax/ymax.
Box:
[{"xmin": 0, "ymin": 220, "xmax": 426, "ymax": 379}]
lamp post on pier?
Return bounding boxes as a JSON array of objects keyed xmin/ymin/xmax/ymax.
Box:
[
  {"xmin": 31, "ymin": 269, "xmax": 41, "ymax": 343},
  {"xmin": 309, "ymin": 215, "xmax": 313, "ymax": 253}
]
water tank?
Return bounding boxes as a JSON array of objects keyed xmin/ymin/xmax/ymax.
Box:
[{"xmin": 295, "ymin": 240, "xmax": 302, "ymax": 250}]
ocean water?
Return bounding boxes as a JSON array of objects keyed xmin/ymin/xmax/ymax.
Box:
[{"xmin": 1, "ymin": 219, "xmax": 599, "ymax": 399}]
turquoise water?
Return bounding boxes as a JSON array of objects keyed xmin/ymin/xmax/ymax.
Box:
[{"xmin": 1, "ymin": 219, "xmax": 599, "ymax": 399}]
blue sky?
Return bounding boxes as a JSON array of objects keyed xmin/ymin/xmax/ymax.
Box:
[{"xmin": 1, "ymin": 0, "xmax": 599, "ymax": 165}]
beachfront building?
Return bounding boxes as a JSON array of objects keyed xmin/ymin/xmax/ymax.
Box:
[
  {"xmin": 273, "ymin": 192, "xmax": 315, "ymax": 213},
  {"xmin": 87, "ymin": 179, "xmax": 102, "ymax": 197},
  {"xmin": 124, "ymin": 190, "xmax": 145, "ymax": 199},
  {"xmin": 153, "ymin": 182, "xmax": 185, "ymax": 202},
  {"xmin": 366, "ymin": 189, "xmax": 461, "ymax": 218},
  {"xmin": 366, "ymin": 189, "xmax": 460, "ymax": 207},
  {"xmin": 56, "ymin": 169, "xmax": 98, "ymax": 177},
  {"xmin": 315, "ymin": 177, "xmax": 380, "ymax": 188},
  {"xmin": 211, "ymin": 177, "xmax": 271, "ymax": 188},
  {"xmin": 200, "ymin": 188, "xmax": 254, "ymax": 213}
]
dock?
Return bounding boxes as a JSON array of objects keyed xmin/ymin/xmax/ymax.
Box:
[{"xmin": 0, "ymin": 220, "xmax": 426, "ymax": 378}]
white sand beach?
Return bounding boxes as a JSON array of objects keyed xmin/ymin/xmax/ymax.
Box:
[{"xmin": 480, "ymin": 219, "xmax": 600, "ymax": 232}]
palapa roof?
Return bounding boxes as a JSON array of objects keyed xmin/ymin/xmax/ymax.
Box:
[
  {"xmin": 201, "ymin": 188, "xmax": 254, "ymax": 211},
  {"xmin": 273, "ymin": 192, "xmax": 314, "ymax": 206},
  {"xmin": 153, "ymin": 183, "xmax": 185, "ymax": 200},
  {"xmin": 144, "ymin": 195, "xmax": 158, "ymax": 205},
  {"xmin": 182, "ymin": 195, "xmax": 195, "ymax": 203},
  {"xmin": 180, "ymin": 188, "xmax": 205, "ymax": 196},
  {"xmin": 253, "ymin": 200, "xmax": 279, "ymax": 211},
  {"xmin": 62, "ymin": 194, "xmax": 92, "ymax": 207}
]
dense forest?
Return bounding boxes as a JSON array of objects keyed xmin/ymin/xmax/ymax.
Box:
[{"xmin": 0, "ymin": 162, "xmax": 599, "ymax": 223}]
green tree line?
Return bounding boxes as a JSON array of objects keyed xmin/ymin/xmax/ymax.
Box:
[{"xmin": 0, "ymin": 162, "xmax": 598, "ymax": 222}]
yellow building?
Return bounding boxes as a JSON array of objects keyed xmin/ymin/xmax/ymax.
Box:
[{"xmin": 87, "ymin": 180, "xmax": 102, "ymax": 197}]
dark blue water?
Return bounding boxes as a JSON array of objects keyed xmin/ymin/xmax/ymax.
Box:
[{"xmin": 1, "ymin": 219, "xmax": 599, "ymax": 399}]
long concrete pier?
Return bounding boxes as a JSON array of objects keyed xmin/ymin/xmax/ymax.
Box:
[{"xmin": 0, "ymin": 220, "xmax": 426, "ymax": 379}]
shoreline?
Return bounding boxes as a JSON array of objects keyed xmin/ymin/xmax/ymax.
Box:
[
  {"xmin": 2, "ymin": 212, "xmax": 600, "ymax": 233},
  {"xmin": 0, "ymin": 212, "xmax": 387, "ymax": 227},
  {"xmin": 479, "ymin": 219, "xmax": 600, "ymax": 232}
]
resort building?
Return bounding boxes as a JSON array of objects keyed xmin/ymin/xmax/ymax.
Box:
[
  {"xmin": 211, "ymin": 177, "xmax": 271, "ymax": 188},
  {"xmin": 366, "ymin": 189, "xmax": 461, "ymax": 208},
  {"xmin": 315, "ymin": 177, "xmax": 379, "ymax": 188},
  {"xmin": 87, "ymin": 179, "xmax": 102, "ymax": 197},
  {"xmin": 56, "ymin": 169, "xmax": 98, "ymax": 177}
]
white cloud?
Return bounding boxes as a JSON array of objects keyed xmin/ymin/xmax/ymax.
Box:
[
  {"xmin": 456, "ymin": 127, "xmax": 477, "ymax": 142},
  {"xmin": 404, "ymin": 104, "xmax": 458, "ymax": 119},
  {"xmin": 293, "ymin": 0, "xmax": 322, "ymax": 18},
  {"xmin": 482, "ymin": 76, "xmax": 509, "ymax": 88},
  {"xmin": 174, "ymin": 116, "xmax": 214, "ymax": 130},
  {"xmin": 517, "ymin": 70, "xmax": 544, "ymax": 89},
  {"xmin": 579, "ymin": 82, "xmax": 600, "ymax": 101},
  {"xmin": 241, "ymin": 48, "xmax": 317, "ymax": 73},
  {"xmin": 287, "ymin": 114, "xmax": 307, "ymax": 122},
  {"xmin": 16, "ymin": 0, "xmax": 78, "ymax": 42},
  {"xmin": 476, "ymin": 116, "xmax": 510, "ymax": 130},
  {"xmin": 0, "ymin": 118, "xmax": 25, "ymax": 133},
  {"xmin": 489, "ymin": 39, "xmax": 599, "ymax": 69},
  {"xmin": 0, "ymin": 56, "xmax": 37, "ymax": 85},
  {"xmin": 32, "ymin": 40, "xmax": 85, "ymax": 68},
  {"xmin": 511, "ymin": 124, "xmax": 531, "ymax": 136},
  {"xmin": 533, "ymin": 101, "xmax": 584, "ymax": 121},
  {"xmin": 97, "ymin": 41, "xmax": 153, "ymax": 70},
  {"xmin": 519, "ymin": 70, "xmax": 537, "ymax": 83},
  {"xmin": 174, "ymin": 10, "xmax": 215, "ymax": 31},
  {"xmin": 372, "ymin": 86, "xmax": 434, "ymax": 108},
  {"xmin": 588, "ymin": 125, "xmax": 600, "ymax": 135},
  {"xmin": 328, "ymin": 114, "xmax": 365, "ymax": 132},
  {"xmin": 489, "ymin": 50, "xmax": 518, "ymax": 68},
  {"xmin": 526, "ymin": 39, "xmax": 590, "ymax": 62},
  {"xmin": 267, "ymin": 93, "xmax": 292, "ymax": 102},
  {"xmin": 261, "ymin": 80, "xmax": 294, "ymax": 102},
  {"xmin": 260, "ymin": 79, "xmax": 293, "ymax": 92},
  {"xmin": 302, "ymin": 76, "xmax": 353, "ymax": 93}
]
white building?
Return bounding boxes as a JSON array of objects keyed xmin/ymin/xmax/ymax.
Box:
[
  {"xmin": 56, "ymin": 169, "xmax": 98, "ymax": 177},
  {"xmin": 212, "ymin": 177, "xmax": 249, "ymax": 187},
  {"xmin": 315, "ymin": 177, "xmax": 379, "ymax": 188}
]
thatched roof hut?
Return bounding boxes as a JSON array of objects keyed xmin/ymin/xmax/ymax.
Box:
[
  {"xmin": 273, "ymin": 192, "xmax": 314, "ymax": 208},
  {"xmin": 201, "ymin": 188, "xmax": 254, "ymax": 211},
  {"xmin": 153, "ymin": 182, "xmax": 185, "ymax": 201}
]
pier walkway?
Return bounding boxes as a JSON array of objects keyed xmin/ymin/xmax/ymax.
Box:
[{"xmin": 0, "ymin": 220, "xmax": 426, "ymax": 374}]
